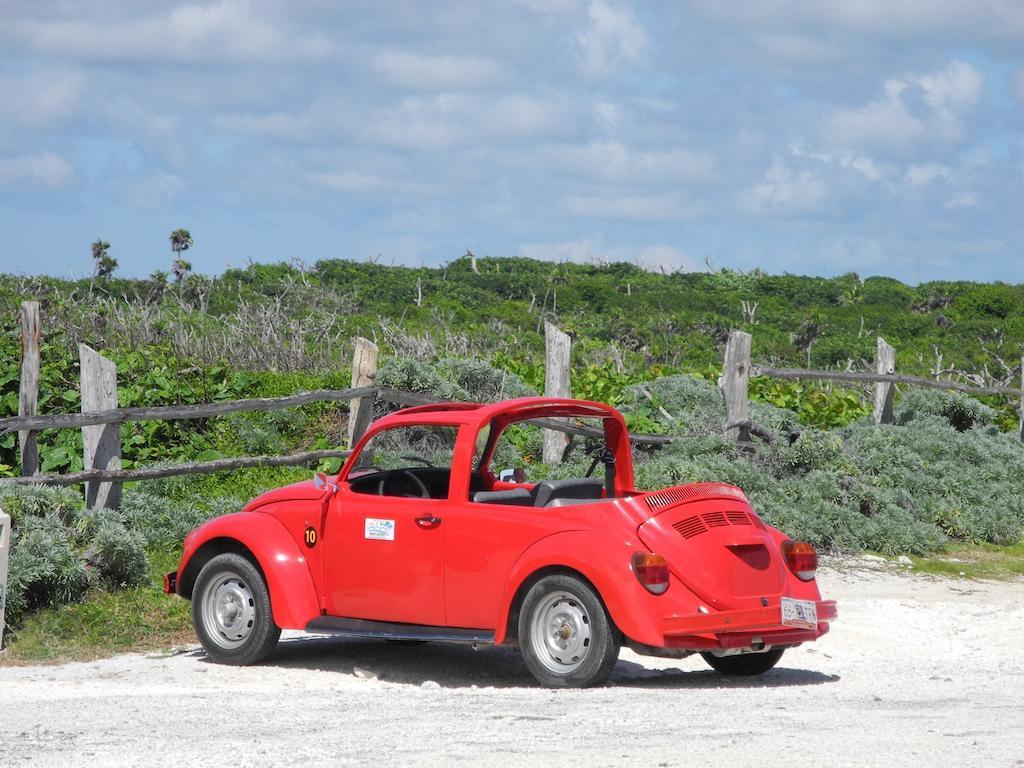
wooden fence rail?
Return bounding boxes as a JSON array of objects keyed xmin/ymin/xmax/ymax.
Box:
[
  {"xmin": 0, "ymin": 448, "xmax": 353, "ymax": 487},
  {"xmin": 752, "ymin": 366, "xmax": 1024, "ymax": 398},
  {"xmin": 0, "ymin": 386, "xmax": 378, "ymax": 435}
]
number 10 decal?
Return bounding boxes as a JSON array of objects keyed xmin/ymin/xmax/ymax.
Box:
[{"xmin": 304, "ymin": 526, "xmax": 318, "ymax": 548}]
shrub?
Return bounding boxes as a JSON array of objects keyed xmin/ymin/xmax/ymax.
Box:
[
  {"xmin": 0, "ymin": 484, "xmax": 80, "ymax": 528},
  {"xmin": 5, "ymin": 513, "xmax": 90, "ymax": 627},
  {"xmin": 116, "ymin": 488, "xmax": 226, "ymax": 550},
  {"xmin": 436, "ymin": 358, "xmax": 535, "ymax": 401},
  {"xmin": 376, "ymin": 357, "xmax": 467, "ymax": 402},
  {"xmin": 86, "ymin": 520, "xmax": 148, "ymax": 588},
  {"xmin": 896, "ymin": 390, "xmax": 996, "ymax": 431}
]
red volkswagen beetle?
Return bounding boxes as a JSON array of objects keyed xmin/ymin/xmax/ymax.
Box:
[{"xmin": 166, "ymin": 397, "xmax": 836, "ymax": 687}]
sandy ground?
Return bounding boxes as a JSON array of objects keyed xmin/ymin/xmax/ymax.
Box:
[{"xmin": 2, "ymin": 560, "xmax": 1024, "ymax": 768}]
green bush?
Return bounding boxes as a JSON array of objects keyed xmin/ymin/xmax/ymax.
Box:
[
  {"xmin": 436, "ymin": 358, "xmax": 536, "ymax": 401},
  {"xmin": 6, "ymin": 513, "xmax": 90, "ymax": 627},
  {"xmin": 896, "ymin": 389, "xmax": 997, "ymax": 431},
  {"xmin": 86, "ymin": 520, "xmax": 148, "ymax": 588},
  {"xmin": 116, "ymin": 487, "xmax": 231, "ymax": 550}
]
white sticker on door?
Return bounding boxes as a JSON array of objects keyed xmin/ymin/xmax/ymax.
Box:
[{"xmin": 364, "ymin": 518, "xmax": 396, "ymax": 541}]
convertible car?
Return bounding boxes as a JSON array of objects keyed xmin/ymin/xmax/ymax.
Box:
[{"xmin": 165, "ymin": 397, "xmax": 836, "ymax": 687}]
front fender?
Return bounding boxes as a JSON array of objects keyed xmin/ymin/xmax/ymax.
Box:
[
  {"xmin": 178, "ymin": 512, "xmax": 320, "ymax": 630},
  {"xmin": 493, "ymin": 531, "xmax": 691, "ymax": 647}
]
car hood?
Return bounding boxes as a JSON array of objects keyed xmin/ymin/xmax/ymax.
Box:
[{"xmin": 242, "ymin": 479, "xmax": 325, "ymax": 511}]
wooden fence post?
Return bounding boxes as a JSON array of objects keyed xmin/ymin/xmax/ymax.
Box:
[
  {"xmin": 1019, "ymin": 356, "xmax": 1023, "ymax": 443},
  {"xmin": 873, "ymin": 337, "xmax": 896, "ymax": 425},
  {"xmin": 543, "ymin": 321, "xmax": 571, "ymax": 463},
  {"xmin": 80, "ymin": 344, "xmax": 121, "ymax": 509},
  {"xmin": 348, "ymin": 337, "xmax": 379, "ymax": 448},
  {"xmin": 720, "ymin": 331, "xmax": 752, "ymax": 442},
  {"xmin": 18, "ymin": 301, "xmax": 41, "ymax": 477},
  {"xmin": 0, "ymin": 508, "xmax": 10, "ymax": 650}
]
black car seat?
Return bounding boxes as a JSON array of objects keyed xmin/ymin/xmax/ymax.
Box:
[{"xmin": 532, "ymin": 479, "xmax": 604, "ymax": 507}]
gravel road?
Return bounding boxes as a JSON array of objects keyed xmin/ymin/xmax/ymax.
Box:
[{"xmin": 2, "ymin": 560, "xmax": 1023, "ymax": 768}]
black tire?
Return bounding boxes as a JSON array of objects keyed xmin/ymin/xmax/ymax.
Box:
[
  {"xmin": 192, "ymin": 553, "xmax": 280, "ymax": 665},
  {"xmin": 701, "ymin": 647, "xmax": 784, "ymax": 676},
  {"xmin": 517, "ymin": 574, "xmax": 620, "ymax": 688}
]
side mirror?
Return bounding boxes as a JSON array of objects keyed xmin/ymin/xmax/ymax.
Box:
[{"xmin": 313, "ymin": 471, "xmax": 339, "ymax": 494}]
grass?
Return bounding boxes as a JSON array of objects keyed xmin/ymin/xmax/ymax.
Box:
[
  {"xmin": 1, "ymin": 550, "xmax": 193, "ymax": 665},
  {"xmin": 909, "ymin": 542, "xmax": 1024, "ymax": 581}
]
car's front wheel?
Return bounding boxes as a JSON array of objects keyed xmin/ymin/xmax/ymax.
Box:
[
  {"xmin": 518, "ymin": 574, "xmax": 620, "ymax": 688},
  {"xmin": 192, "ymin": 553, "xmax": 280, "ymax": 665},
  {"xmin": 701, "ymin": 647, "xmax": 784, "ymax": 676}
]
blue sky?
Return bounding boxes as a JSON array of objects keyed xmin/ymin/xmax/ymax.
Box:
[{"xmin": 1, "ymin": 0, "xmax": 1023, "ymax": 282}]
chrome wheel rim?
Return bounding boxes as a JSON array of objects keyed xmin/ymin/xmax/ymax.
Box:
[
  {"xmin": 201, "ymin": 571, "xmax": 256, "ymax": 650},
  {"xmin": 530, "ymin": 591, "xmax": 592, "ymax": 674}
]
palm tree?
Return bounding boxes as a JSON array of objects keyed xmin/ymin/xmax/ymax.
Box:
[
  {"xmin": 169, "ymin": 228, "xmax": 193, "ymax": 266},
  {"xmin": 91, "ymin": 239, "xmax": 116, "ymax": 279},
  {"xmin": 171, "ymin": 258, "xmax": 192, "ymax": 284}
]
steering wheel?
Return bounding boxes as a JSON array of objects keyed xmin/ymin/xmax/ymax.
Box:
[{"xmin": 377, "ymin": 469, "xmax": 430, "ymax": 498}]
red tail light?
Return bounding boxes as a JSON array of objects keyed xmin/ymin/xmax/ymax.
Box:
[
  {"xmin": 781, "ymin": 540, "xmax": 818, "ymax": 581},
  {"xmin": 631, "ymin": 552, "xmax": 670, "ymax": 595}
]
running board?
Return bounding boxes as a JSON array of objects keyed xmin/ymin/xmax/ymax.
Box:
[{"xmin": 306, "ymin": 616, "xmax": 495, "ymax": 645}]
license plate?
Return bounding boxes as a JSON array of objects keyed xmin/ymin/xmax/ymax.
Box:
[{"xmin": 780, "ymin": 597, "xmax": 818, "ymax": 629}]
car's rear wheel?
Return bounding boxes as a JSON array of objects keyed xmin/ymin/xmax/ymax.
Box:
[
  {"xmin": 701, "ymin": 647, "xmax": 784, "ymax": 676},
  {"xmin": 193, "ymin": 553, "xmax": 280, "ymax": 665},
  {"xmin": 518, "ymin": 574, "xmax": 620, "ymax": 688}
]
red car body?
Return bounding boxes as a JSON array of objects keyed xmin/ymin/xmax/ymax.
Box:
[{"xmin": 167, "ymin": 397, "xmax": 836, "ymax": 685}]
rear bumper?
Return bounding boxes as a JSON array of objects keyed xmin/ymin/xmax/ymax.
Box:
[{"xmin": 660, "ymin": 599, "xmax": 837, "ymax": 650}]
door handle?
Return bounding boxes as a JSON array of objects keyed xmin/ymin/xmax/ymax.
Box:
[{"xmin": 415, "ymin": 515, "xmax": 442, "ymax": 529}]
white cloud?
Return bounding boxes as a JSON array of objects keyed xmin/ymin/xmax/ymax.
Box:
[
  {"xmin": 373, "ymin": 50, "xmax": 504, "ymax": 89},
  {"xmin": 127, "ymin": 171, "xmax": 184, "ymax": 209},
  {"xmin": 591, "ymin": 100, "xmax": 623, "ymax": 132},
  {"xmin": 901, "ymin": 162, "xmax": 978, "ymax": 209},
  {"xmin": 574, "ymin": 1, "xmax": 647, "ymax": 77},
  {"xmin": 825, "ymin": 60, "xmax": 983, "ymax": 152},
  {"xmin": 9, "ymin": 1, "xmax": 330, "ymax": 62},
  {"xmin": 696, "ymin": 1, "xmax": 1024, "ymax": 42},
  {"xmin": 904, "ymin": 163, "xmax": 950, "ymax": 187},
  {"xmin": 0, "ymin": 151, "xmax": 73, "ymax": 188},
  {"xmin": 478, "ymin": 96, "xmax": 569, "ymax": 137},
  {"xmin": 564, "ymin": 192, "xmax": 690, "ymax": 221},
  {"xmin": 222, "ymin": 92, "xmax": 569, "ymax": 149},
  {"xmin": 826, "ymin": 80, "xmax": 926, "ymax": 151},
  {"xmin": 0, "ymin": 70, "xmax": 84, "ymax": 126},
  {"xmin": 740, "ymin": 157, "xmax": 827, "ymax": 215},
  {"xmin": 545, "ymin": 140, "xmax": 714, "ymax": 183},
  {"xmin": 754, "ymin": 33, "xmax": 844, "ymax": 64},
  {"xmin": 790, "ymin": 140, "xmax": 890, "ymax": 182},
  {"xmin": 309, "ymin": 170, "xmax": 387, "ymax": 194},
  {"xmin": 519, "ymin": 238, "xmax": 698, "ymax": 271},
  {"xmin": 515, "ymin": 0, "xmax": 579, "ymax": 14}
]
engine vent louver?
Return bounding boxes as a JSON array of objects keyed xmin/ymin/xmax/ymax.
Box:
[
  {"xmin": 671, "ymin": 510, "xmax": 764, "ymax": 539},
  {"xmin": 726, "ymin": 510, "xmax": 752, "ymax": 525}
]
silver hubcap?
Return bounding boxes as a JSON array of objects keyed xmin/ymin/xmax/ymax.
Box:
[
  {"xmin": 201, "ymin": 571, "xmax": 256, "ymax": 649},
  {"xmin": 530, "ymin": 591, "xmax": 593, "ymax": 674}
]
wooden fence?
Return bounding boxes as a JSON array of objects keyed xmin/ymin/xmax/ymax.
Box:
[
  {"xmin": 6, "ymin": 301, "xmax": 1024, "ymax": 508},
  {"xmin": 718, "ymin": 329, "xmax": 1024, "ymax": 442}
]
